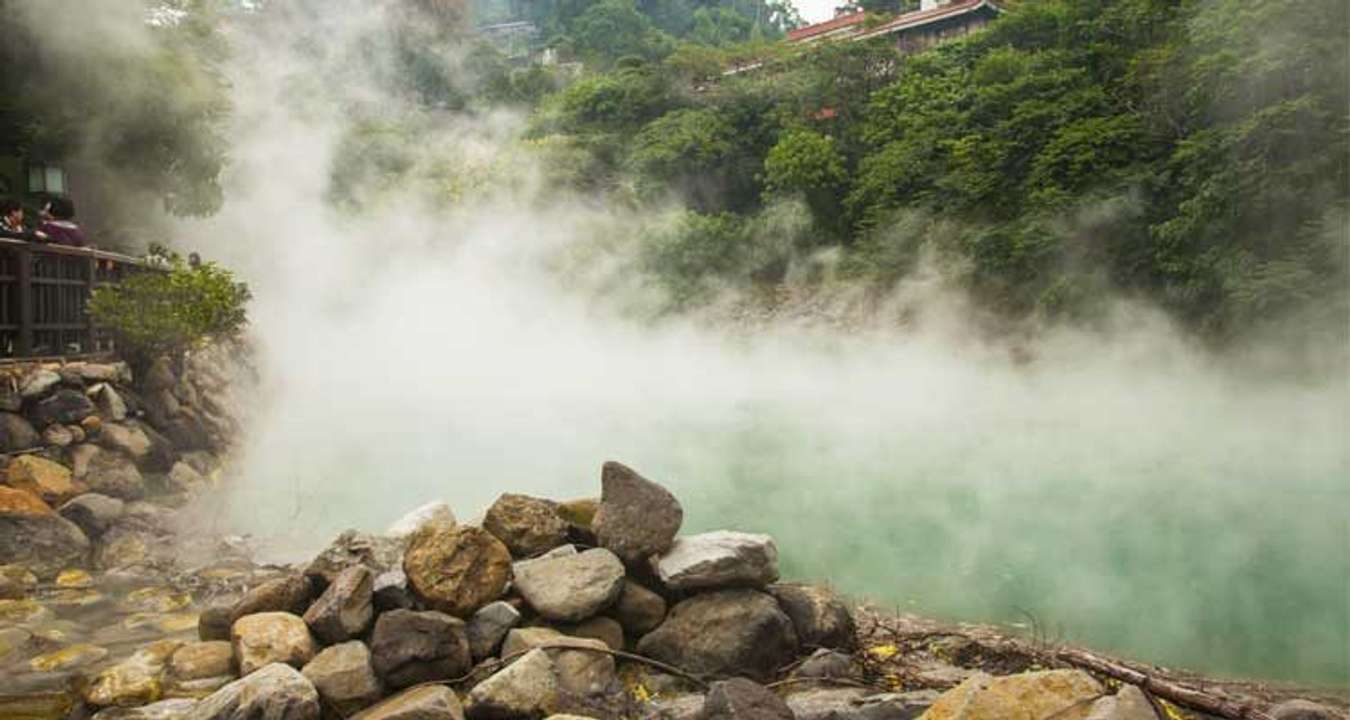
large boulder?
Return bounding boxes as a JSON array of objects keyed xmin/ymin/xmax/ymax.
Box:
[
  {"xmin": 31, "ymin": 389, "xmax": 96, "ymax": 427},
  {"xmin": 186, "ymin": 663, "xmax": 320, "ymax": 720},
  {"xmin": 483, "ymin": 493, "xmax": 570, "ymax": 557},
  {"xmin": 466, "ymin": 648, "xmax": 559, "ymax": 720},
  {"xmin": 512, "ymin": 548, "xmax": 625, "ymax": 622},
  {"xmin": 230, "ymin": 575, "xmax": 314, "ymax": 624},
  {"xmin": 369, "ymin": 609, "xmax": 472, "ymax": 689},
  {"xmin": 636, "ymin": 589, "xmax": 798, "ymax": 682},
  {"xmin": 351, "ymin": 686, "xmax": 465, "ymax": 720},
  {"xmin": 703, "ymin": 678, "xmax": 794, "ymax": 720},
  {"xmin": 6, "ymin": 454, "xmax": 78, "ymax": 505},
  {"xmin": 303, "ymin": 564, "xmax": 374, "ymax": 644},
  {"xmin": 0, "ymin": 412, "xmax": 39, "ymax": 451},
  {"xmin": 921, "ymin": 671, "xmax": 1104, "ymax": 720},
  {"xmin": 403, "ymin": 525, "xmax": 512, "ymax": 617},
  {"xmin": 0, "ymin": 511, "xmax": 90, "ymax": 579},
  {"xmin": 608, "ymin": 580, "xmax": 666, "ymax": 635},
  {"xmin": 768, "ymin": 584, "xmax": 855, "ymax": 650},
  {"xmin": 82, "ymin": 449, "xmax": 147, "ymax": 501},
  {"xmin": 302, "ymin": 641, "xmax": 383, "ymax": 718},
  {"xmin": 654, "ymin": 531, "xmax": 779, "ymax": 591},
  {"xmin": 592, "ymin": 461, "xmax": 682, "ymax": 566},
  {"xmin": 231, "ymin": 612, "xmax": 318, "ymax": 676},
  {"xmin": 306, "ymin": 530, "xmax": 403, "ymax": 589}
]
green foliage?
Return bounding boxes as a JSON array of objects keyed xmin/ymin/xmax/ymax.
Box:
[
  {"xmin": 568, "ymin": 0, "xmax": 677, "ymax": 67},
  {"xmin": 88, "ymin": 261, "xmax": 251, "ymax": 368},
  {"xmin": 640, "ymin": 210, "xmax": 792, "ymax": 308}
]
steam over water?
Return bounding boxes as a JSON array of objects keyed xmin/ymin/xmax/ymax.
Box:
[{"xmin": 174, "ymin": 4, "xmax": 1348, "ymax": 687}]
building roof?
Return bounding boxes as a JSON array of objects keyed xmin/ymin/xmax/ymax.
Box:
[
  {"xmin": 787, "ymin": 10, "xmax": 867, "ymax": 43},
  {"xmin": 854, "ymin": 0, "xmax": 1001, "ymax": 41}
]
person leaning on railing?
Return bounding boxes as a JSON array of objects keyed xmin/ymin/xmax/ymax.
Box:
[
  {"xmin": 36, "ymin": 196, "xmax": 87, "ymax": 247},
  {"xmin": 0, "ymin": 197, "xmax": 45, "ymax": 241}
]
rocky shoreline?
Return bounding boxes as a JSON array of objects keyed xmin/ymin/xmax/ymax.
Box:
[{"xmin": 0, "ymin": 359, "xmax": 1344, "ymax": 720}]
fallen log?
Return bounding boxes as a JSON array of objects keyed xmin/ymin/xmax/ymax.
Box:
[{"xmin": 1055, "ymin": 647, "xmax": 1275, "ymax": 720}]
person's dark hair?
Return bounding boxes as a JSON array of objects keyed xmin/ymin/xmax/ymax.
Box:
[
  {"xmin": 44, "ymin": 195, "xmax": 75, "ymax": 220},
  {"xmin": 0, "ymin": 198, "xmax": 20, "ymax": 216}
]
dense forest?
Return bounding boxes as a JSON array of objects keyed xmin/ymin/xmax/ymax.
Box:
[{"xmin": 1, "ymin": 0, "xmax": 1347, "ymax": 340}]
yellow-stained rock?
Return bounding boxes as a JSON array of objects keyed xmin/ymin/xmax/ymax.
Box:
[
  {"xmin": 158, "ymin": 612, "xmax": 200, "ymax": 633},
  {"xmin": 919, "ymin": 670, "xmax": 1104, "ymax": 720},
  {"xmin": 45, "ymin": 588, "xmax": 106, "ymax": 610},
  {"xmin": 121, "ymin": 586, "xmax": 193, "ymax": 614},
  {"xmin": 0, "ymin": 564, "xmax": 38, "ymax": 589},
  {"xmin": 84, "ymin": 640, "xmax": 183, "ymax": 708},
  {"xmin": 557, "ymin": 498, "xmax": 600, "ymax": 530},
  {"xmin": 0, "ymin": 486, "xmax": 52, "ymax": 516},
  {"xmin": 0, "ymin": 598, "xmax": 52, "ymax": 624},
  {"xmin": 231, "ymin": 612, "xmax": 317, "ymax": 675},
  {"xmin": 6, "ymin": 455, "xmax": 77, "ymax": 505},
  {"xmin": 29, "ymin": 643, "xmax": 109, "ymax": 672},
  {"xmin": 55, "ymin": 569, "xmax": 94, "ymax": 588}
]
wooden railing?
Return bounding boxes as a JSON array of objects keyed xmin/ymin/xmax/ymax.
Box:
[{"xmin": 0, "ymin": 239, "xmax": 151, "ymax": 360}]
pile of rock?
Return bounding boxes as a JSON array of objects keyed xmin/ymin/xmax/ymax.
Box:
[{"xmin": 0, "ymin": 348, "xmax": 239, "ymax": 584}]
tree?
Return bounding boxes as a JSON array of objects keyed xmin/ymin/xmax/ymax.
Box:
[
  {"xmin": 569, "ymin": 0, "xmax": 677, "ymax": 67},
  {"xmin": 763, "ymin": 128, "xmax": 847, "ymax": 236}
]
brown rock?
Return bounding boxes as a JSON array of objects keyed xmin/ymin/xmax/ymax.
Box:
[
  {"xmin": 351, "ymin": 685, "xmax": 464, "ymax": 720},
  {"xmin": 231, "ymin": 612, "xmax": 318, "ymax": 676},
  {"xmin": 369, "ymin": 609, "xmax": 472, "ymax": 689},
  {"xmin": 703, "ymin": 678, "xmax": 793, "ymax": 720},
  {"xmin": 302, "ymin": 641, "xmax": 383, "ymax": 718},
  {"xmin": 303, "ymin": 565, "xmax": 374, "ymax": 644},
  {"xmin": 592, "ymin": 461, "xmax": 682, "ymax": 566},
  {"xmin": 636, "ymin": 589, "xmax": 797, "ymax": 682},
  {"xmin": 6, "ymin": 454, "xmax": 77, "ymax": 505},
  {"xmin": 922, "ymin": 671, "xmax": 1104, "ymax": 720},
  {"xmin": 483, "ymin": 493, "xmax": 569, "ymax": 557},
  {"xmin": 403, "ymin": 525, "xmax": 511, "ymax": 617},
  {"xmin": 608, "ymin": 580, "xmax": 666, "ymax": 635},
  {"xmin": 0, "ymin": 486, "xmax": 52, "ymax": 516},
  {"xmin": 170, "ymin": 641, "xmax": 235, "ymax": 681},
  {"xmin": 230, "ymin": 575, "xmax": 314, "ymax": 624},
  {"xmin": 767, "ymin": 584, "xmax": 855, "ymax": 650}
]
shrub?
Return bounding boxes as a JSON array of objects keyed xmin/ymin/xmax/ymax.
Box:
[{"xmin": 88, "ymin": 260, "xmax": 251, "ymax": 373}]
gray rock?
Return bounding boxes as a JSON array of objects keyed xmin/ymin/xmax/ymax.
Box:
[
  {"xmin": 768, "ymin": 584, "xmax": 854, "ymax": 650},
  {"xmin": 852, "ymin": 691, "xmax": 941, "ymax": 720},
  {"xmin": 386, "ymin": 501, "xmax": 457, "ymax": 540},
  {"xmin": 483, "ymin": 493, "xmax": 570, "ymax": 557},
  {"xmin": 643, "ymin": 694, "xmax": 706, "ymax": 720},
  {"xmin": 94, "ymin": 699, "xmax": 200, "ymax": 720},
  {"xmin": 563, "ymin": 616, "xmax": 624, "ymax": 652},
  {"xmin": 58, "ymin": 493, "xmax": 125, "ymax": 538},
  {"xmin": 467, "ymin": 601, "xmax": 522, "ymax": 661},
  {"xmin": 20, "ymin": 369, "xmax": 61, "ymax": 398},
  {"xmin": 548, "ymin": 637, "xmax": 617, "ymax": 697},
  {"xmin": 593, "ymin": 461, "xmax": 683, "ymax": 565},
  {"xmin": 75, "ymin": 363, "xmax": 126, "ymax": 384},
  {"xmin": 373, "ymin": 569, "xmax": 416, "ymax": 612},
  {"xmin": 307, "ymin": 530, "xmax": 403, "ymax": 589},
  {"xmin": 655, "ymin": 531, "xmax": 779, "ymax": 591},
  {"xmin": 369, "ymin": 609, "xmax": 472, "ymax": 689},
  {"xmin": 1271, "ymin": 701, "xmax": 1343, "ymax": 720},
  {"xmin": 512, "ymin": 548, "xmax": 625, "ymax": 622},
  {"xmin": 302, "ymin": 641, "xmax": 384, "ymax": 718},
  {"xmin": 231, "ymin": 612, "xmax": 319, "ymax": 675},
  {"xmin": 793, "ymin": 649, "xmax": 858, "ymax": 680},
  {"xmin": 785, "ymin": 689, "xmax": 939, "ymax": 720},
  {"xmin": 636, "ymin": 589, "xmax": 798, "ymax": 682},
  {"xmin": 186, "ymin": 662, "xmax": 320, "ymax": 720},
  {"xmin": 500, "ymin": 627, "xmax": 569, "ymax": 658},
  {"xmin": 230, "ymin": 575, "xmax": 314, "ymax": 624},
  {"xmin": 83, "ymin": 449, "xmax": 147, "ymax": 501},
  {"xmin": 303, "ymin": 564, "xmax": 374, "ymax": 644},
  {"xmin": 170, "ymin": 641, "xmax": 235, "ymax": 682},
  {"xmin": 145, "ymin": 357, "xmax": 177, "ymax": 392},
  {"xmin": 1085, "ymin": 685, "xmax": 1157, "ymax": 720},
  {"xmin": 167, "ymin": 462, "xmax": 208, "ymax": 495},
  {"xmin": 96, "ymin": 384, "xmax": 129, "ymax": 421},
  {"xmin": 608, "ymin": 580, "xmax": 666, "ymax": 635},
  {"xmin": 0, "ymin": 382, "xmax": 21, "ymax": 412},
  {"xmin": 351, "ymin": 685, "xmax": 465, "ymax": 720},
  {"xmin": 512, "ymin": 544, "xmax": 578, "ymax": 576},
  {"xmin": 0, "ymin": 412, "xmax": 39, "ymax": 451},
  {"xmin": 703, "ymin": 678, "xmax": 793, "ymax": 720},
  {"xmin": 31, "ymin": 389, "xmax": 96, "ymax": 427},
  {"xmin": 42, "ymin": 423, "xmax": 75, "ymax": 447},
  {"xmin": 0, "ymin": 513, "xmax": 90, "ymax": 579},
  {"xmin": 466, "ymin": 648, "xmax": 558, "ymax": 720}
]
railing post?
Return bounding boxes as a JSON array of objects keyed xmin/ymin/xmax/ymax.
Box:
[
  {"xmin": 16, "ymin": 246, "xmax": 32, "ymax": 357},
  {"xmin": 85, "ymin": 255, "xmax": 97, "ymax": 354}
]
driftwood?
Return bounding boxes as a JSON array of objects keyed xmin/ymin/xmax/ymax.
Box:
[{"xmin": 1054, "ymin": 647, "xmax": 1276, "ymax": 720}]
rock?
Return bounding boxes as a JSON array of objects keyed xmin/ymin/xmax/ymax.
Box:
[
  {"xmin": 467, "ymin": 601, "xmax": 522, "ymax": 661},
  {"xmin": 304, "ymin": 564, "xmax": 375, "ymax": 644},
  {"xmin": 608, "ymin": 580, "xmax": 666, "ymax": 635},
  {"xmin": 483, "ymin": 493, "xmax": 570, "ymax": 557},
  {"xmin": 230, "ymin": 575, "xmax": 314, "ymax": 623},
  {"xmin": 28, "ymin": 643, "xmax": 110, "ymax": 671},
  {"xmin": 145, "ymin": 358, "xmax": 177, "ymax": 393},
  {"xmin": 1084, "ymin": 686, "xmax": 1156, "ymax": 720},
  {"xmin": 703, "ymin": 678, "xmax": 793, "ymax": 720},
  {"xmin": 592, "ymin": 461, "xmax": 682, "ymax": 565},
  {"xmin": 786, "ymin": 689, "xmax": 938, "ymax": 720},
  {"xmin": 513, "ymin": 544, "xmax": 577, "ymax": 575},
  {"xmin": 20, "ymin": 369, "xmax": 61, "ymax": 398},
  {"xmin": 83, "ymin": 450, "xmax": 147, "ymax": 501},
  {"xmin": 55, "ymin": 568, "xmax": 94, "ymax": 587},
  {"xmin": 548, "ymin": 636, "xmax": 616, "ymax": 697},
  {"xmin": 42, "ymin": 423, "xmax": 75, "ymax": 447},
  {"xmin": 921, "ymin": 671, "xmax": 1104, "ymax": 720},
  {"xmin": 0, "ymin": 485, "xmax": 52, "ymax": 515},
  {"xmin": 170, "ymin": 642, "xmax": 235, "ymax": 682},
  {"xmin": 655, "ymin": 531, "xmax": 779, "ymax": 591},
  {"xmin": 6, "ymin": 454, "xmax": 78, "ymax": 505},
  {"xmin": 0, "ymin": 597, "xmax": 51, "ymax": 623},
  {"xmin": 97, "ymin": 524, "xmax": 167, "ymax": 571},
  {"xmin": 121, "ymin": 586, "xmax": 193, "ymax": 613},
  {"xmin": 636, "ymin": 589, "xmax": 798, "ymax": 682},
  {"xmin": 199, "ymin": 606, "xmax": 234, "ymax": 641},
  {"xmin": 403, "ymin": 525, "xmax": 512, "ymax": 617},
  {"xmin": 564, "ymin": 616, "xmax": 624, "ymax": 652},
  {"xmin": 0, "ymin": 411, "xmax": 39, "ymax": 451},
  {"xmin": 99, "ymin": 423, "xmax": 153, "ymax": 460},
  {"xmin": 186, "ymin": 663, "xmax": 320, "ymax": 720},
  {"xmin": 31, "ymin": 389, "xmax": 96, "ymax": 427},
  {"xmin": 644, "ymin": 694, "xmax": 706, "ymax": 720},
  {"xmin": 386, "ymin": 500, "xmax": 457, "ymax": 540},
  {"xmin": 1271, "ymin": 701, "xmax": 1342, "ymax": 720},
  {"xmin": 58, "ymin": 493, "xmax": 126, "ymax": 538},
  {"xmin": 351, "ymin": 685, "xmax": 465, "ymax": 720},
  {"xmin": 501, "ymin": 626, "xmax": 569, "ymax": 657},
  {"xmin": 369, "ymin": 609, "xmax": 472, "ymax": 689},
  {"xmin": 135, "ymin": 421, "xmax": 179, "ymax": 473},
  {"xmin": 556, "ymin": 498, "xmax": 599, "ymax": 532},
  {"xmin": 166, "ymin": 462, "xmax": 208, "ymax": 495},
  {"xmin": 466, "ymin": 648, "xmax": 559, "ymax": 720},
  {"xmin": 302, "ymin": 641, "xmax": 383, "ymax": 718},
  {"xmin": 94, "ymin": 699, "xmax": 201, "ymax": 720},
  {"xmin": 0, "ymin": 382, "xmax": 20, "ymax": 412},
  {"xmin": 512, "ymin": 548, "xmax": 625, "ymax": 622},
  {"xmin": 162, "ymin": 413, "xmax": 215, "ymax": 452},
  {"xmin": 69, "ymin": 442, "xmax": 100, "ymax": 478},
  {"xmin": 85, "ymin": 641, "xmax": 182, "ymax": 708},
  {"xmin": 0, "ymin": 574, "xmax": 25, "ymax": 599},
  {"xmin": 75, "ymin": 363, "xmax": 126, "ymax": 384},
  {"xmin": 372, "ymin": 569, "xmax": 416, "ymax": 612},
  {"xmin": 0, "ymin": 671, "xmax": 82, "ymax": 720},
  {"xmin": 0, "ymin": 512, "xmax": 90, "ymax": 579},
  {"xmin": 97, "ymin": 384, "xmax": 129, "ymax": 421},
  {"xmin": 768, "ymin": 584, "xmax": 854, "ymax": 650},
  {"xmin": 793, "ymin": 649, "xmax": 858, "ymax": 680},
  {"xmin": 306, "ymin": 530, "xmax": 404, "ymax": 589},
  {"xmin": 231, "ymin": 612, "xmax": 318, "ymax": 676}
]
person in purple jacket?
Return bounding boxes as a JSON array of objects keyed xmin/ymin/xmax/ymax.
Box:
[{"xmin": 37, "ymin": 196, "xmax": 87, "ymax": 247}]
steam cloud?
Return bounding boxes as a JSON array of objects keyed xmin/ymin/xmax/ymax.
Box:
[{"xmin": 22, "ymin": 0, "xmax": 1348, "ymax": 685}]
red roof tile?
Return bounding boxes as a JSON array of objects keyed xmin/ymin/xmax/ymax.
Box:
[{"xmin": 787, "ymin": 10, "xmax": 868, "ymax": 42}]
